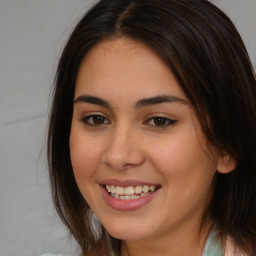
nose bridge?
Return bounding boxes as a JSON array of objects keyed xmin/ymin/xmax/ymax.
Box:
[{"xmin": 102, "ymin": 121, "xmax": 144, "ymax": 170}]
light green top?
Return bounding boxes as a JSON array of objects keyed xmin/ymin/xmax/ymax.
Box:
[{"xmin": 202, "ymin": 230, "xmax": 223, "ymax": 256}]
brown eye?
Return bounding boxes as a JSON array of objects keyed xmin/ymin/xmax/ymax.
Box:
[
  {"xmin": 144, "ymin": 117, "xmax": 176, "ymax": 128},
  {"xmin": 92, "ymin": 115, "xmax": 105, "ymax": 124},
  {"xmin": 153, "ymin": 117, "xmax": 169, "ymax": 126},
  {"xmin": 82, "ymin": 115, "xmax": 110, "ymax": 126}
]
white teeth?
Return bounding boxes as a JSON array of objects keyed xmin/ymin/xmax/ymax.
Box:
[
  {"xmin": 143, "ymin": 185, "xmax": 149, "ymax": 193},
  {"xmin": 135, "ymin": 186, "xmax": 143, "ymax": 194},
  {"xmin": 111, "ymin": 185, "xmax": 116, "ymax": 193},
  {"xmin": 150, "ymin": 185, "xmax": 156, "ymax": 191},
  {"xmin": 115, "ymin": 186, "xmax": 125, "ymax": 195},
  {"xmin": 106, "ymin": 184, "xmax": 111, "ymax": 192},
  {"xmin": 141, "ymin": 193, "xmax": 148, "ymax": 197},
  {"xmin": 124, "ymin": 186, "xmax": 135, "ymax": 195},
  {"xmin": 131, "ymin": 195, "xmax": 140, "ymax": 199},
  {"xmin": 119, "ymin": 195, "xmax": 132, "ymax": 200},
  {"xmin": 106, "ymin": 184, "xmax": 159, "ymax": 200},
  {"xmin": 113, "ymin": 192, "xmax": 151, "ymax": 200},
  {"xmin": 112, "ymin": 193, "xmax": 120, "ymax": 199}
]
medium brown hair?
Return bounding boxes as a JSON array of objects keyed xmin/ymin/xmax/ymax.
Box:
[{"xmin": 48, "ymin": 0, "xmax": 256, "ymax": 255}]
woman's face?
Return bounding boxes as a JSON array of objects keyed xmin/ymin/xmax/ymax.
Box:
[{"xmin": 70, "ymin": 38, "xmax": 220, "ymax": 242}]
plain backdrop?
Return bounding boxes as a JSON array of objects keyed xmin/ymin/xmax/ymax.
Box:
[{"xmin": 0, "ymin": 1, "xmax": 255, "ymax": 256}]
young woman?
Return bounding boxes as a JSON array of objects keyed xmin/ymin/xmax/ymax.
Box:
[{"xmin": 45, "ymin": 0, "xmax": 256, "ymax": 255}]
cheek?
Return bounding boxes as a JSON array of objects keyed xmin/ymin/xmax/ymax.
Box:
[
  {"xmin": 149, "ymin": 135, "xmax": 217, "ymax": 224},
  {"xmin": 69, "ymin": 129, "xmax": 102, "ymax": 185},
  {"xmin": 69, "ymin": 132, "xmax": 105, "ymax": 208},
  {"xmin": 148, "ymin": 130, "xmax": 217, "ymax": 187}
]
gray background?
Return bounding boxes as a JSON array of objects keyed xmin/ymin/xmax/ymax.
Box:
[{"xmin": 0, "ymin": 1, "xmax": 255, "ymax": 256}]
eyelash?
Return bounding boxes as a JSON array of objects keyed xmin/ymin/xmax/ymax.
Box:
[
  {"xmin": 81, "ymin": 115, "xmax": 176, "ymax": 128},
  {"xmin": 81, "ymin": 115, "xmax": 110, "ymax": 126},
  {"xmin": 144, "ymin": 116, "xmax": 176, "ymax": 128}
]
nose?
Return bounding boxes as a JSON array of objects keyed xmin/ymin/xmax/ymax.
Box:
[{"xmin": 102, "ymin": 124, "xmax": 145, "ymax": 171}]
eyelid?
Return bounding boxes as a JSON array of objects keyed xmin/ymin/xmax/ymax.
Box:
[
  {"xmin": 143, "ymin": 115, "xmax": 177, "ymax": 128},
  {"xmin": 79, "ymin": 111, "xmax": 110, "ymax": 120}
]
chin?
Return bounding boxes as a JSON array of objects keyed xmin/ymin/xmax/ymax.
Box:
[
  {"xmin": 108, "ymin": 230, "xmax": 148, "ymax": 241},
  {"xmin": 103, "ymin": 219, "xmax": 155, "ymax": 241}
]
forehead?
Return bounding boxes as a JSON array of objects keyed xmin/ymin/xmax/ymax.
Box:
[{"xmin": 75, "ymin": 38, "xmax": 186, "ymax": 102}]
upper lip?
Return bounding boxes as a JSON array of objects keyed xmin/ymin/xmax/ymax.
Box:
[{"xmin": 98, "ymin": 178, "xmax": 161, "ymax": 187}]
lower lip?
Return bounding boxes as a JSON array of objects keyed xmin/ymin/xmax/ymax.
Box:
[{"xmin": 100, "ymin": 185, "xmax": 160, "ymax": 211}]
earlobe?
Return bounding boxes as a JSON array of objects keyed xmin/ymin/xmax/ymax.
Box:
[{"xmin": 216, "ymin": 151, "xmax": 237, "ymax": 174}]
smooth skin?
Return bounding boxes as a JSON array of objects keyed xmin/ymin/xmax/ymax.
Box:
[{"xmin": 70, "ymin": 38, "xmax": 235, "ymax": 256}]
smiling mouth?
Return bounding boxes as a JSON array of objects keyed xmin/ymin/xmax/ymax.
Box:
[{"xmin": 104, "ymin": 184, "xmax": 161, "ymax": 200}]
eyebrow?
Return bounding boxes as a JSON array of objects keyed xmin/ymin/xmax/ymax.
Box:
[
  {"xmin": 73, "ymin": 94, "xmax": 188, "ymax": 108},
  {"xmin": 135, "ymin": 95, "xmax": 188, "ymax": 108},
  {"xmin": 74, "ymin": 95, "xmax": 111, "ymax": 108}
]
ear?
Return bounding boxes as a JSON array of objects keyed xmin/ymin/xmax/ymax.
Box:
[{"xmin": 216, "ymin": 151, "xmax": 237, "ymax": 174}]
